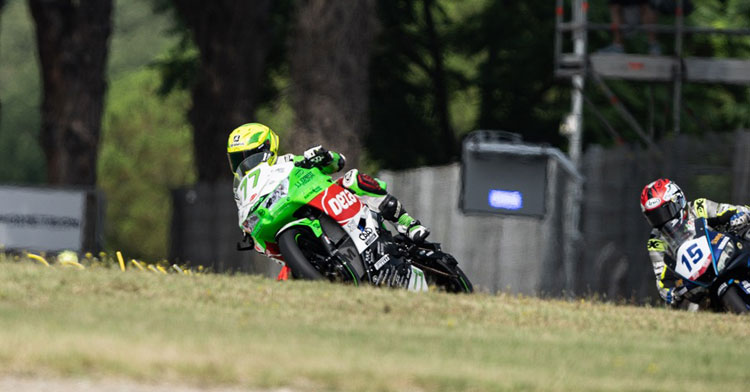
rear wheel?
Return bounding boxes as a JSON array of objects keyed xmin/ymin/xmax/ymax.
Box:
[
  {"xmin": 412, "ymin": 258, "xmax": 473, "ymax": 293},
  {"xmin": 720, "ymin": 285, "xmax": 750, "ymax": 314}
]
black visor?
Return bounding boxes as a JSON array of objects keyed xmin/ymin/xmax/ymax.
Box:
[
  {"xmin": 228, "ymin": 142, "xmax": 270, "ymax": 174},
  {"xmin": 644, "ymin": 202, "xmax": 682, "ymax": 228}
]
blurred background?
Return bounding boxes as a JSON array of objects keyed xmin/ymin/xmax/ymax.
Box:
[{"xmin": 1, "ymin": 0, "xmax": 749, "ymax": 301}]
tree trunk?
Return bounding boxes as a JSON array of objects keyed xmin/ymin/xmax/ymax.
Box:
[
  {"xmin": 287, "ymin": 0, "xmax": 378, "ymax": 168},
  {"xmin": 0, "ymin": 0, "xmax": 5, "ymax": 127},
  {"xmin": 172, "ymin": 0, "xmax": 273, "ymax": 182},
  {"xmin": 422, "ymin": 0, "xmax": 455, "ymax": 162},
  {"xmin": 29, "ymin": 0, "xmax": 113, "ymax": 186}
]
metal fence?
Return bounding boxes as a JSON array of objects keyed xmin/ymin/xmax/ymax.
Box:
[
  {"xmin": 170, "ymin": 151, "xmax": 579, "ymax": 295},
  {"xmin": 377, "ymin": 161, "xmax": 576, "ymax": 295},
  {"xmin": 579, "ymin": 130, "xmax": 750, "ymax": 302},
  {"xmin": 170, "ymin": 183, "xmax": 281, "ymax": 276},
  {"xmin": 169, "ymin": 130, "xmax": 750, "ymax": 300}
]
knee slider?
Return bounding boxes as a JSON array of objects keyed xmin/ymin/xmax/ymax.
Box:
[{"xmin": 378, "ymin": 194, "xmax": 404, "ymax": 222}]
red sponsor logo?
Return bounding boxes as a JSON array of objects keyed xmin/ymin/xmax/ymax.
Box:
[
  {"xmin": 309, "ymin": 184, "xmax": 362, "ymax": 224},
  {"xmin": 627, "ymin": 62, "xmax": 644, "ymax": 70}
]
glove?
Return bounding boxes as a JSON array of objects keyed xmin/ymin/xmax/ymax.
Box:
[
  {"xmin": 665, "ymin": 285, "xmax": 688, "ymax": 306},
  {"xmin": 729, "ymin": 211, "xmax": 748, "ymax": 231},
  {"xmin": 303, "ymin": 145, "xmax": 332, "ymax": 167},
  {"xmin": 665, "ymin": 288, "xmax": 677, "ymax": 305}
]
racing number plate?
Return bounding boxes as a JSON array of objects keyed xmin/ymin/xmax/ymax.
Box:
[{"xmin": 675, "ymin": 237, "xmax": 713, "ymax": 281}]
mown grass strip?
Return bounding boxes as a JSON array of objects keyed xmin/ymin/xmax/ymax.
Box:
[{"xmin": 0, "ymin": 258, "xmax": 749, "ymax": 391}]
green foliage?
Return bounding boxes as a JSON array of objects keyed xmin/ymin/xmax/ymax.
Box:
[
  {"xmin": 150, "ymin": 0, "xmax": 293, "ymax": 104},
  {"xmin": 584, "ymin": 1, "xmax": 750, "ymax": 146},
  {"xmin": 98, "ymin": 69, "xmax": 195, "ymax": 260},
  {"xmin": 3, "ymin": 260, "xmax": 750, "ymax": 390},
  {"xmin": 369, "ymin": 0, "xmax": 570, "ymax": 170},
  {"xmin": 0, "ymin": 0, "xmax": 44, "ymax": 184},
  {"xmin": 108, "ymin": 0, "xmax": 180, "ymax": 77},
  {"xmin": 369, "ymin": 0, "xmax": 462, "ymax": 170}
]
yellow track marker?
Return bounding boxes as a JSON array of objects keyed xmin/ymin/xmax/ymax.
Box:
[
  {"xmin": 60, "ymin": 260, "xmax": 85, "ymax": 270},
  {"xmin": 26, "ymin": 253, "xmax": 50, "ymax": 267},
  {"xmin": 130, "ymin": 259, "xmax": 145, "ymax": 271},
  {"xmin": 147, "ymin": 265, "xmax": 160, "ymax": 274},
  {"xmin": 156, "ymin": 265, "xmax": 168, "ymax": 274},
  {"xmin": 116, "ymin": 251, "xmax": 126, "ymax": 271}
]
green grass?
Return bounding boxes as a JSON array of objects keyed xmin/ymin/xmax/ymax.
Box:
[{"xmin": 1, "ymin": 257, "xmax": 750, "ymax": 391}]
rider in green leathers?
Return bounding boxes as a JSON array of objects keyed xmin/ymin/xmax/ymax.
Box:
[{"xmin": 227, "ymin": 122, "xmax": 430, "ymax": 244}]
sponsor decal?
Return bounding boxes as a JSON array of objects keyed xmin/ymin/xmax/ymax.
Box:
[
  {"xmin": 328, "ymin": 191, "xmax": 357, "ymax": 215},
  {"xmin": 309, "ymin": 184, "xmax": 362, "ymax": 224},
  {"xmin": 294, "ymin": 172, "xmax": 314, "ymax": 188},
  {"xmin": 695, "ymin": 199, "xmax": 706, "ymax": 217},
  {"xmin": 647, "ymin": 239, "xmax": 665, "ymax": 251},
  {"xmin": 374, "ymin": 254, "xmax": 390, "ymax": 271},
  {"xmin": 717, "ymin": 237, "xmax": 730, "ymax": 250},
  {"xmin": 363, "ymin": 249, "xmax": 373, "ymax": 265},
  {"xmin": 304, "ymin": 186, "xmax": 323, "ymax": 199},
  {"xmin": 0, "ymin": 214, "xmax": 80, "ymax": 228},
  {"xmin": 717, "ymin": 281, "xmax": 729, "ymax": 296},
  {"xmin": 711, "ymin": 233, "xmax": 724, "ymax": 244},
  {"xmin": 645, "ymin": 198, "xmax": 661, "ymax": 209}
]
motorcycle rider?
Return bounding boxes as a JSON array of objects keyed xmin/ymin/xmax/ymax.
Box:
[
  {"xmin": 227, "ymin": 122, "xmax": 431, "ymax": 244},
  {"xmin": 640, "ymin": 178, "xmax": 750, "ymax": 307}
]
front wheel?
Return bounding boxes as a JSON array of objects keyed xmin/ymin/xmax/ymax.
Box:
[
  {"xmin": 277, "ymin": 226, "xmax": 361, "ymax": 284},
  {"xmin": 720, "ymin": 285, "xmax": 750, "ymax": 314}
]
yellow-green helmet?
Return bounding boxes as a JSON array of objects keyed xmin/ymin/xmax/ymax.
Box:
[{"xmin": 227, "ymin": 123, "xmax": 279, "ymax": 174}]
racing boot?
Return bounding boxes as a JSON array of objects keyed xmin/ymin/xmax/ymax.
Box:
[
  {"xmin": 338, "ymin": 169, "xmax": 430, "ymax": 243},
  {"xmin": 379, "ymin": 194, "xmax": 430, "ymax": 244}
]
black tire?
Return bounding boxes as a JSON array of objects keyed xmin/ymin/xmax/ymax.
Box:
[
  {"xmin": 277, "ymin": 227, "xmax": 326, "ymax": 280},
  {"xmin": 439, "ymin": 265, "xmax": 474, "ymax": 294},
  {"xmin": 720, "ymin": 285, "xmax": 750, "ymax": 314},
  {"xmin": 277, "ymin": 219, "xmax": 364, "ymax": 284},
  {"xmin": 415, "ymin": 259, "xmax": 474, "ymax": 293}
]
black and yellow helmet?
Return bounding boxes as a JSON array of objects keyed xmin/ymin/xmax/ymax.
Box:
[{"xmin": 226, "ymin": 123, "xmax": 280, "ymax": 174}]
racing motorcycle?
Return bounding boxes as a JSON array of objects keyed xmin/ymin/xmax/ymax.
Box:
[
  {"xmin": 233, "ymin": 153, "xmax": 473, "ymax": 293},
  {"xmin": 669, "ymin": 217, "xmax": 750, "ymax": 313}
]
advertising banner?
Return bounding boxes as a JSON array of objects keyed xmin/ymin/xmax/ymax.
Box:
[{"xmin": 0, "ymin": 186, "xmax": 86, "ymax": 251}]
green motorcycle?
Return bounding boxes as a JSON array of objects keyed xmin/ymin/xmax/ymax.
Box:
[{"xmin": 233, "ymin": 153, "xmax": 473, "ymax": 293}]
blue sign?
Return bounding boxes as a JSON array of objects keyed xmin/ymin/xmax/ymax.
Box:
[{"xmin": 488, "ymin": 189, "xmax": 523, "ymax": 210}]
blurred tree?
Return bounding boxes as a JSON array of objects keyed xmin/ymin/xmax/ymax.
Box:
[
  {"xmin": 28, "ymin": 0, "xmax": 113, "ymax": 185},
  {"xmin": 368, "ymin": 0, "xmax": 462, "ymax": 170},
  {"xmin": 285, "ymin": 0, "xmax": 378, "ymax": 167},
  {"xmin": 456, "ymin": 0, "xmax": 566, "ymax": 147},
  {"xmin": 583, "ymin": 0, "xmax": 750, "ymax": 146},
  {"xmin": 169, "ymin": 0, "xmax": 274, "ymax": 182},
  {"xmin": 0, "ymin": 0, "xmax": 5, "ymax": 127},
  {"xmin": 99, "ymin": 69, "xmax": 195, "ymax": 260}
]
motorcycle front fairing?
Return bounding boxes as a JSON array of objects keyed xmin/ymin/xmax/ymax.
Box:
[{"xmin": 672, "ymin": 218, "xmax": 750, "ymax": 295}]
